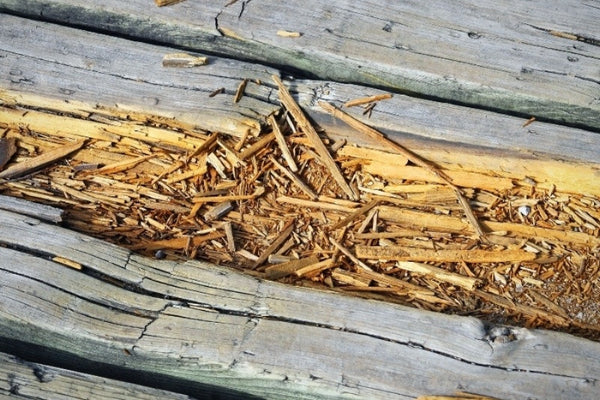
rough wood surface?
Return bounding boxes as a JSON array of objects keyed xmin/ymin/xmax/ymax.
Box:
[
  {"xmin": 0, "ymin": 194, "xmax": 62, "ymax": 223},
  {"xmin": 0, "ymin": 0, "xmax": 598, "ymax": 130},
  {"xmin": 1, "ymin": 14, "xmax": 599, "ymax": 172},
  {"xmin": 0, "ymin": 352, "xmax": 195, "ymax": 400},
  {"xmin": 1, "ymin": 206, "xmax": 600, "ymax": 399}
]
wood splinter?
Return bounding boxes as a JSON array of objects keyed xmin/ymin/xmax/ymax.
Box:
[
  {"xmin": 162, "ymin": 53, "xmax": 207, "ymax": 67},
  {"xmin": 270, "ymin": 157, "xmax": 317, "ymax": 200},
  {"xmin": 319, "ymin": 101, "xmax": 485, "ymax": 238},
  {"xmin": 344, "ymin": 93, "xmax": 393, "ymax": 108},
  {"xmin": 273, "ymin": 75, "xmax": 358, "ymax": 200},
  {"xmin": 0, "ymin": 140, "xmax": 85, "ymax": 179},
  {"xmin": 234, "ymin": 79, "xmax": 248, "ymax": 104},
  {"xmin": 252, "ymin": 219, "xmax": 295, "ymax": 269},
  {"xmin": 269, "ymin": 114, "xmax": 298, "ymax": 172},
  {"xmin": 155, "ymin": 0, "xmax": 186, "ymax": 6}
]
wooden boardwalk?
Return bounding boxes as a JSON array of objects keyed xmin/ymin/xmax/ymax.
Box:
[{"xmin": 1, "ymin": 1, "xmax": 599, "ymax": 399}]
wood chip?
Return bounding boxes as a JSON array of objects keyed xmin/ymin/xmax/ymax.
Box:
[
  {"xmin": 239, "ymin": 132, "xmax": 275, "ymax": 160},
  {"xmin": 203, "ymin": 201, "xmax": 234, "ymax": 222},
  {"xmin": 294, "ymin": 258, "xmax": 335, "ymax": 278},
  {"xmin": 162, "ymin": 53, "xmax": 207, "ymax": 67},
  {"xmin": 331, "ymin": 200, "xmax": 379, "ymax": 230},
  {"xmin": 522, "ymin": 116, "xmax": 536, "ymax": 127},
  {"xmin": 233, "ymin": 79, "xmax": 248, "ymax": 104},
  {"xmin": 209, "ymin": 87, "xmax": 225, "ymax": 98},
  {"xmin": 52, "ymin": 256, "xmax": 82, "ymax": 270},
  {"xmin": 155, "ymin": 0, "xmax": 185, "ymax": 6},
  {"xmin": 222, "ymin": 221, "xmax": 236, "ymax": 252},
  {"xmin": 82, "ymin": 154, "xmax": 154, "ymax": 176},
  {"xmin": 276, "ymin": 30, "xmax": 302, "ymax": 38},
  {"xmin": 193, "ymin": 186, "xmax": 264, "ymax": 204}
]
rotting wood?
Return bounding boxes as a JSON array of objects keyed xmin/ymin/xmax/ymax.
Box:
[
  {"xmin": 2, "ymin": 14, "xmax": 600, "ymax": 167},
  {"xmin": 0, "ymin": 140, "xmax": 85, "ymax": 179},
  {"xmin": 320, "ymin": 101, "xmax": 484, "ymax": 238},
  {"xmin": 2, "ymin": 180, "xmax": 600, "ymax": 400},
  {"xmin": 1, "ymin": 12, "xmax": 600, "ymax": 347},
  {"xmin": 3, "ymin": 0, "xmax": 598, "ymax": 130},
  {"xmin": 273, "ymin": 76, "xmax": 357, "ymax": 200}
]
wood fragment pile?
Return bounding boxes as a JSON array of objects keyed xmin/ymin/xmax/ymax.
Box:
[{"xmin": 1, "ymin": 78, "xmax": 599, "ymax": 340}]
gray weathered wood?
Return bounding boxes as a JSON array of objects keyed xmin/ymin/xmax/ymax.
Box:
[
  {"xmin": 0, "ymin": 194, "xmax": 63, "ymax": 223},
  {"xmin": 0, "ymin": 352, "xmax": 195, "ymax": 399},
  {"xmin": 1, "ymin": 14, "xmax": 599, "ymax": 164},
  {"xmin": 1, "ymin": 0, "xmax": 598, "ymax": 130},
  {"xmin": 1, "ymin": 206, "xmax": 599, "ymax": 399}
]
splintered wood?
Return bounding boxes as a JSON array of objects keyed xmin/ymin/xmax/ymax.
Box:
[{"xmin": 1, "ymin": 83, "xmax": 600, "ymax": 340}]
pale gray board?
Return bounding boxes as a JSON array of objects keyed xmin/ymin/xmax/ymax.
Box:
[
  {"xmin": 1, "ymin": 207, "xmax": 599, "ymax": 399},
  {"xmin": 1, "ymin": 15, "xmax": 599, "ymax": 164},
  {"xmin": 0, "ymin": 0, "xmax": 599, "ymax": 131},
  {"xmin": 0, "ymin": 352, "xmax": 196, "ymax": 400},
  {"xmin": 0, "ymin": 194, "xmax": 63, "ymax": 223}
]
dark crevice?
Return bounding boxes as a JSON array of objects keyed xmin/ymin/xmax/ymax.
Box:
[{"xmin": 0, "ymin": 341, "xmax": 264, "ymax": 400}]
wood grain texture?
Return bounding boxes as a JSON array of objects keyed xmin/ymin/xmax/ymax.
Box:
[
  {"xmin": 1, "ymin": 14, "xmax": 598, "ymax": 171},
  {"xmin": 0, "ymin": 194, "xmax": 63, "ymax": 223},
  {"xmin": 0, "ymin": 0, "xmax": 598, "ymax": 130},
  {"xmin": 0, "ymin": 352, "xmax": 195, "ymax": 400},
  {"xmin": 0, "ymin": 205, "xmax": 599, "ymax": 399}
]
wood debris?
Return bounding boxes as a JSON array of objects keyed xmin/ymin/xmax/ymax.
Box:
[
  {"xmin": 276, "ymin": 30, "xmax": 302, "ymax": 38},
  {"xmin": 0, "ymin": 140, "xmax": 85, "ymax": 179},
  {"xmin": 162, "ymin": 53, "xmax": 207, "ymax": 67},
  {"xmin": 273, "ymin": 76, "xmax": 358, "ymax": 200},
  {"xmin": 155, "ymin": 0, "xmax": 186, "ymax": 6},
  {"xmin": 233, "ymin": 78, "xmax": 248, "ymax": 103},
  {"xmin": 1, "ymin": 87, "xmax": 600, "ymax": 340},
  {"xmin": 343, "ymin": 93, "xmax": 393, "ymax": 108}
]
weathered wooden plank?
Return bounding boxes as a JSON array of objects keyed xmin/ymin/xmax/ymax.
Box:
[
  {"xmin": 1, "ymin": 13, "xmax": 599, "ymax": 192},
  {"xmin": 0, "ymin": 352, "xmax": 195, "ymax": 399},
  {"xmin": 0, "ymin": 194, "xmax": 63, "ymax": 223},
  {"xmin": 0, "ymin": 206, "xmax": 599, "ymax": 399},
  {"xmin": 0, "ymin": 0, "xmax": 598, "ymax": 130}
]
